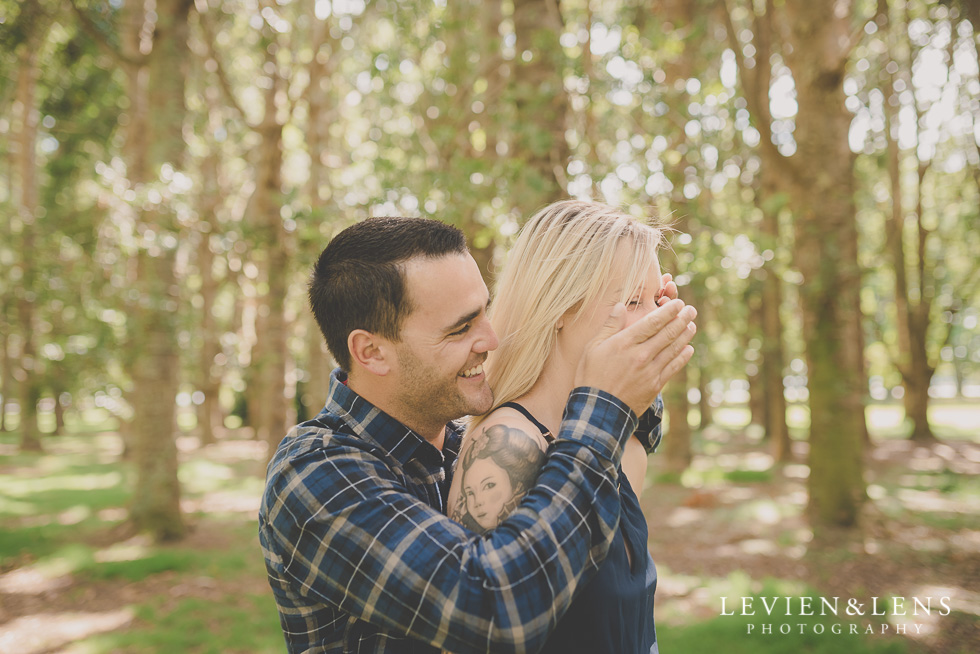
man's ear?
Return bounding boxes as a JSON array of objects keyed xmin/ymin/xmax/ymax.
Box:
[{"xmin": 348, "ymin": 329, "xmax": 392, "ymax": 376}]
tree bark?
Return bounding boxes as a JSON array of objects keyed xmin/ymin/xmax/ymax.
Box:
[
  {"xmin": 723, "ymin": 0, "xmax": 791, "ymax": 458},
  {"xmin": 116, "ymin": 0, "xmax": 151, "ymax": 459},
  {"xmin": 697, "ymin": 361, "xmax": 713, "ymax": 428},
  {"xmin": 52, "ymin": 385, "xmax": 67, "ymax": 435},
  {"xmin": 745, "ymin": 284, "xmax": 766, "ymax": 428},
  {"xmin": 301, "ymin": 10, "xmax": 335, "ymax": 416},
  {"xmin": 127, "ymin": 0, "xmax": 193, "ymax": 541},
  {"xmin": 512, "ymin": 0, "xmax": 570, "ymax": 212},
  {"xmin": 244, "ymin": 41, "xmax": 289, "ymax": 451},
  {"xmin": 783, "ymin": 1, "xmax": 867, "ymax": 529},
  {"xmin": 662, "ymin": 366, "xmax": 692, "ymax": 474},
  {"xmin": 759, "ymin": 170, "xmax": 791, "ymax": 461},
  {"xmin": 304, "ymin": 310, "xmax": 332, "ymax": 415},
  {"xmin": 881, "ymin": 5, "xmax": 936, "ymax": 442},
  {"xmin": 195, "ymin": 144, "xmax": 222, "ymax": 446},
  {"xmin": 0, "ymin": 318, "xmax": 10, "ymax": 432},
  {"xmin": 686, "ymin": 279, "xmax": 713, "ymax": 429},
  {"xmin": 12, "ymin": 17, "xmax": 50, "ymax": 452}
]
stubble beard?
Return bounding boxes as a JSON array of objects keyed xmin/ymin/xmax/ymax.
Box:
[{"xmin": 395, "ymin": 345, "xmax": 493, "ymax": 427}]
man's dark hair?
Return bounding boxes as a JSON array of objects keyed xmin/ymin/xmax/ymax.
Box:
[{"xmin": 309, "ymin": 217, "xmax": 468, "ymax": 372}]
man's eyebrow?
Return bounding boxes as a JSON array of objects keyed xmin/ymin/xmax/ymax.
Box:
[{"xmin": 444, "ymin": 299, "xmax": 490, "ymax": 333}]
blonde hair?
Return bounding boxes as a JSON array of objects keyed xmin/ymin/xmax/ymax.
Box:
[{"xmin": 485, "ymin": 200, "xmax": 663, "ymax": 414}]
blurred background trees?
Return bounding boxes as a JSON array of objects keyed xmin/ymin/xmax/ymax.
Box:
[{"xmin": 1, "ymin": 0, "xmax": 978, "ymax": 542}]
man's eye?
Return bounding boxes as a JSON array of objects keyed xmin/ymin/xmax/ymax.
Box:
[{"xmin": 449, "ymin": 324, "xmax": 471, "ymax": 337}]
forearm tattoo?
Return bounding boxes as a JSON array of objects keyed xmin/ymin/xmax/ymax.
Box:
[{"xmin": 451, "ymin": 424, "xmax": 545, "ymax": 533}]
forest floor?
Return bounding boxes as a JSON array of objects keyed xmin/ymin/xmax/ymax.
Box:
[
  {"xmin": 0, "ymin": 404, "xmax": 977, "ymax": 653},
  {"xmin": 645, "ymin": 411, "xmax": 980, "ymax": 654}
]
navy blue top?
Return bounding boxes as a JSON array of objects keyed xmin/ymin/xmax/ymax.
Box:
[{"xmin": 500, "ymin": 402, "xmax": 659, "ymax": 654}]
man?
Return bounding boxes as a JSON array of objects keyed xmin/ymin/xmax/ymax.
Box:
[{"xmin": 259, "ymin": 217, "xmax": 697, "ymax": 653}]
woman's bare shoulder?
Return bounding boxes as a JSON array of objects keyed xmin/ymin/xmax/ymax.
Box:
[{"xmin": 467, "ymin": 407, "xmax": 550, "ymax": 453}]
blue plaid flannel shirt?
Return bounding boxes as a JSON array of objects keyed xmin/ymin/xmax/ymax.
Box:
[{"xmin": 260, "ymin": 369, "xmax": 661, "ymax": 654}]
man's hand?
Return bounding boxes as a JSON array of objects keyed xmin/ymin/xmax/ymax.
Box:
[{"xmin": 575, "ymin": 298, "xmax": 696, "ymax": 416}]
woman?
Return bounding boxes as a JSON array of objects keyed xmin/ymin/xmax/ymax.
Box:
[{"xmin": 447, "ymin": 199, "xmax": 676, "ymax": 654}]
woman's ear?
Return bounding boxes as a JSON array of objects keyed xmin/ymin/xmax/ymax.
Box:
[
  {"xmin": 557, "ymin": 299, "xmax": 583, "ymax": 332},
  {"xmin": 348, "ymin": 329, "xmax": 392, "ymax": 376}
]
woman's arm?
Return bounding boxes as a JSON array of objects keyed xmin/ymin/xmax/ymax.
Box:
[
  {"xmin": 621, "ymin": 436, "xmax": 649, "ymax": 496},
  {"xmin": 448, "ymin": 412, "xmax": 549, "ymax": 533}
]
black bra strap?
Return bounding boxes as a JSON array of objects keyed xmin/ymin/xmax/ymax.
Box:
[{"xmin": 498, "ymin": 402, "xmax": 555, "ymax": 443}]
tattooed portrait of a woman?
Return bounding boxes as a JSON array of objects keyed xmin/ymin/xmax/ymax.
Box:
[{"xmin": 450, "ymin": 424, "xmax": 545, "ymax": 532}]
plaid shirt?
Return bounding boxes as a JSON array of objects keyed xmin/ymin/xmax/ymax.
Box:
[
  {"xmin": 259, "ymin": 369, "xmax": 644, "ymax": 654},
  {"xmin": 634, "ymin": 394, "xmax": 664, "ymax": 455}
]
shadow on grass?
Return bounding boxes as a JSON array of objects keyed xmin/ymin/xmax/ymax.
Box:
[
  {"xmin": 1, "ymin": 429, "xmax": 285, "ymax": 653},
  {"xmin": 79, "ymin": 594, "xmax": 284, "ymax": 654}
]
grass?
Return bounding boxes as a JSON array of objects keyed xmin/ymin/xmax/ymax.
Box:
[
  {"xmin": 80, "ymin": 594, "xmax": 285, "ymax": 654},
  {"xmin": 658, "ymin": 613, "xmax": 911, "ymax": 654},
  {"xmin": 656, "ymin": 577, "xmax": 913, "ymax": 654},
  {"xmin": 0, "ymin": 425, "xmax": 282, "ymax": 654}
]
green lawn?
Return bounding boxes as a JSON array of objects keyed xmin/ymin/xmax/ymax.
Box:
[{"xmin": 0, "ymin": 425, "xmax": 284, "ymax": 653}]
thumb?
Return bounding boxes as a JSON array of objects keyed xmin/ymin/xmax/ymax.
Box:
[{"xmin": 592, "ymin": 302, "xmax": 627, "ymax": 344}]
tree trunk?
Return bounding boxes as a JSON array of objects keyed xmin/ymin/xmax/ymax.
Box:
[
  {"xmin": 116, "ymin": 0, "xmax": 150, "ymax": 460},
  {"xmin": 128, "ymin": 0, "xmax": 193, "ymax": 541},
  {"xmin": 759, "ymin": 171, "xmax": 791, "ymax": 461},
  {"xmin": 511, "ymin": 0, "xmax": 569, "ymax": 212},
  {"xmin": 53, "ymin": 387, "xmax": 67, "ymax": 435},
  {"xmin": 697, "ymin": 360, "xmax": 712, "ymax": 429},
  {"xmin": 662, "ymin": 366, "xmax": 692, "ymax": 474},
  {"xmin": 745, "ymin": 281, "xmax": 765, "ymax": 428},
  {"xmin": 723, "ymin": 0, "xmax": 791, "ymax": 458},
  {"xmin": 304, "ymin": 310, "xmax": 332, "ymax": 416},
  {"xmin": 0, "ymin": 320, "xmax": 9, "ymax": 432},
  {"xmin": 905, "ymin": 299, "xmax": 935, "ymax": 441},
  {"xmin": 687, "ymin": 277, "xmax": 713, "ymax": 429},
  {"xmin": 784, "ymin": 1, "xmax": 867, "ymax": 530},
  {"xmin": 302, "ymin": 14, "xmax": 335, "ymax": 417},
  {"xmin": 245, "ymin": 42, "xmax": 289, "ymax": 451},
  {"xmin": 13, "ymin": 19, "xmax": 49, "ymax": 452},
  {"xmin": 881, "ymin": 7, "xmax": 936, "ymax": 442},
  {"xmin": 195, "ymin": 135, "xmax": 222, "ymax": 446}
]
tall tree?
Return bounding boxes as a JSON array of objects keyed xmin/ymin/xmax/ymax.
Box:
[
  {"xmin": 10, "ymin": 6, "xmax": 53, "ymax": 452},
  {"xmin": 73, "ymin": 0, "xmax": 196, "ymax": 539},
  {"xmin": 877, "ymin": 0, "xmax": 979, "ymax": 440},
  {"xmin": 198, "ymin": 0, "xmax": 294, "ymax": 450},
  {"xmin": 511, "ymin": 0, "xmax": 571, "ymax": 212},
  {"xmin": 723, "ymin": 0, "xmax": 869, "ymax": 529},
  {"xmin": 300, "ymin": 2, "xmax": 339, "ymax": 414},
  {"xmin": 782, "ymin": 0, "xmax": 868, "ymax": 529},
  {"xmin": 652, "ymin": 0, "xmax": 703, "ymax": 473},
  {"xmin": 193, "ymin": 112, "xmax": 224, "ymax": 445},
  {"xmin": 721, "ymin": 0, "xmax": 791, "ymax": 460}
]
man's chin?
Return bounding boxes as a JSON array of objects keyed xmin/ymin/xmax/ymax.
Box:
[{"xmin": 459, "ymin": 383, "xmax": 493, "ymax": 417}]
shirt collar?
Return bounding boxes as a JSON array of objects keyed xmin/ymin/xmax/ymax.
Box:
[{"xmin": 325, "ymin": 368, "xmax": 461, "ymax": 466}]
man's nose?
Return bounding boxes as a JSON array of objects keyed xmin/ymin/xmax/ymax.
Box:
[{"xmin": 473, "ymin": 317, "xmax": 499, "ymax": 353}]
